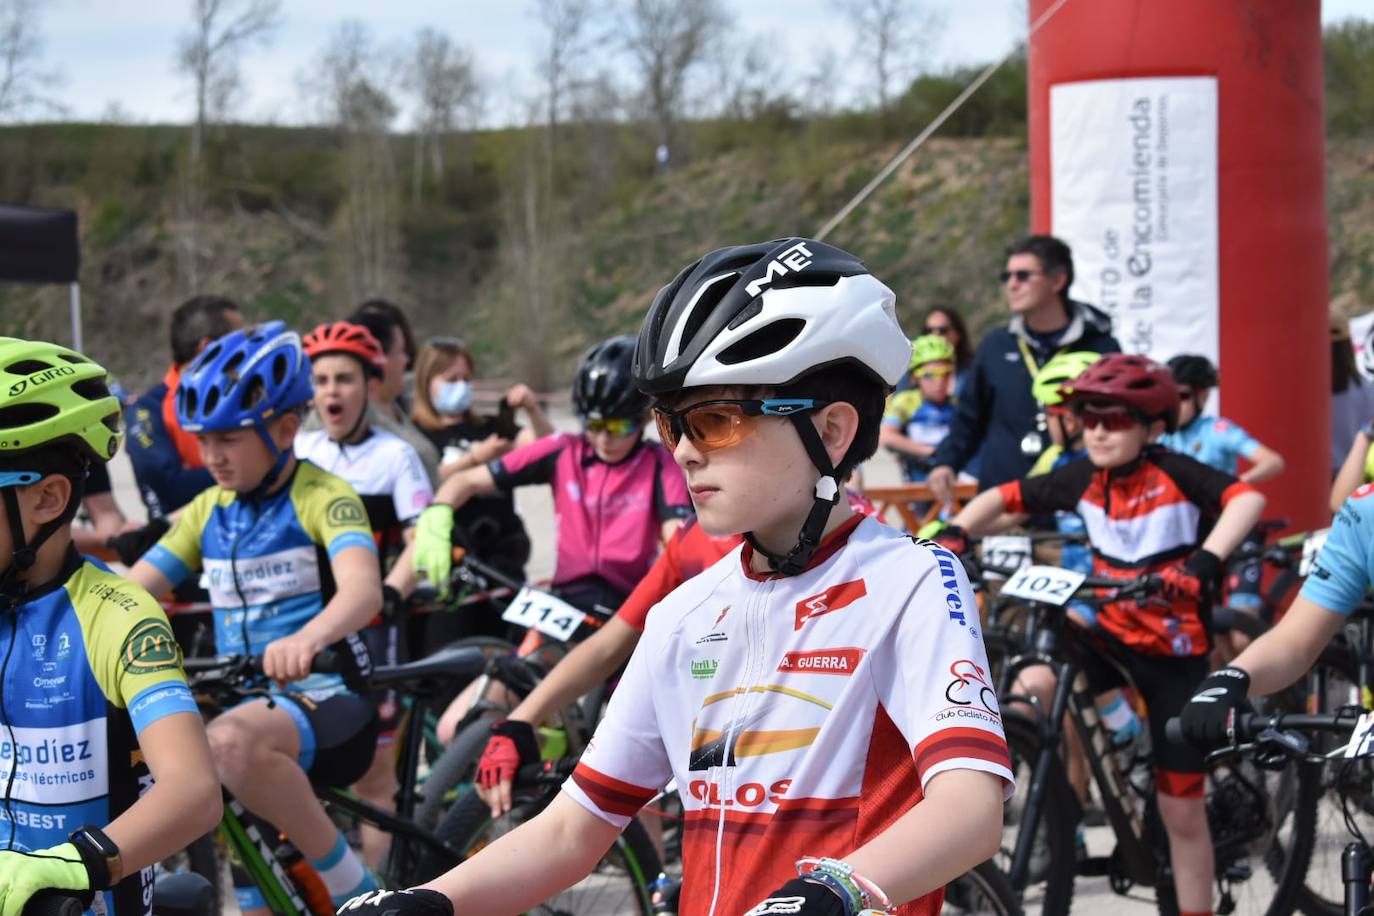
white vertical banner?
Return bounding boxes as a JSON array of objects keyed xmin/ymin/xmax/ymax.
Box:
[{"xmin": 1050, "ymin": 76, "xmax": 1219, "ymax": 372}]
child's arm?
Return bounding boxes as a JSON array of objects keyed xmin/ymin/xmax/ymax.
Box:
[
  {"xmin": 127, "ymin": 560, "xmax": 175, "ymax": 602},
  {"xmin": 845, "ymin": 769, "xmax": 1003, "ymax": 903},
  {"xmin": 266, "ymin": 543, "xmax": 382, "ymax": 683},
  {"xmin": 1240, "ymin": 442, "xmax": 1284, "ymax": 484},
  {"xmin": 1331, "ymin": 429, "xmax": 1370, "ymax": 512},
  {"xmin": 419, "ymin": 793, "xmax": 622, "ymax": 908},
  {"xmin": 878, "ymin": 424, "xmax": 936, "ymax": 459},
  {"xmin": 1199, "ymin": 489, "xmax": 1266, "ymax": 559},
  {"xmin": 433, "ymin": 464, "xmax": 499, "ymax": 510},
  {"xmin": 103, "ymin": 712, "xmax": 223, "ymax": 879},
  {"xmin": 950, "ymin": 487, "xmax": 1028, "ymax": 535}
]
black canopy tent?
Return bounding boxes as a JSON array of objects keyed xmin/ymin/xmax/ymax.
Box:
[{"xmin": 0, "ymin": 204, "xmax": 82, "ymax": 350}]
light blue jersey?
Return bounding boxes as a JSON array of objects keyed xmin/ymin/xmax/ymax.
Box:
[
  {"xmin": 1302, "ymin": 484, "xmax": 1374, "ymax": 614},
  {"xmin": 1159, "ymin": 414, "xmax": 1260, "ymax": 476}
]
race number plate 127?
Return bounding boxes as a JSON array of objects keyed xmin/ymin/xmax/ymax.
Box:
[
  {"xmin": 501, "ymin": 587, "xmax": 586, "ymax": 642},
  {"xmin": 999, "ymin": 565, "xmax": 1087, "ymax": 607},
  {"xmin": 981, "ymin": 535, "xmax": 1032, "ymax": 578}
]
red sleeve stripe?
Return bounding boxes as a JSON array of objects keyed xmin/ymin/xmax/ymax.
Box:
[
  {"xmin": 570, "ymin": 763, "xmax": 657, "ymax": 817},
  {"xmin": 998, "ymin": 481, "xmax": 1025, "ymax": 514},
  {"xmin": 913, "ymin": 728, "xmax": 1012, "ymax": 779},
  {"xmin": 1220, "ymin": 481, "xmax": 1257, "ymax": 507}
]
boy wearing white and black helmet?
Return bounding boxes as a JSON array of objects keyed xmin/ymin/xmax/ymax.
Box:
[{"xmin": 347, "ymin": 240, "xmax": 1010, "ymax": 916}]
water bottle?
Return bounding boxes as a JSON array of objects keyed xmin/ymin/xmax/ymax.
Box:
[{"xmin": 649, "ymin": 872, "xmax": 677, "ymax": 915}]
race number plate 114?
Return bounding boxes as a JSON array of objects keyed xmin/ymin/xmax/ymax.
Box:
[
  {"xmin": 501, "ymin": 587, "xmax": 586, "ymax": 642},
  {"xmin": 999, "ymin": 565, "xmax": 1087, "ymax": 607}
]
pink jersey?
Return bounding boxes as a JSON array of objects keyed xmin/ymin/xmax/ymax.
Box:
[{"xmin": 489, "ymin": 432, "xmax": 691, "ymax": 598}]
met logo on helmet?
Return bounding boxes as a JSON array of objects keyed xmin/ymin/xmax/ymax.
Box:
[{"xmin": 744, "ymin": 241, "xmax": 814, "ymax": 297}]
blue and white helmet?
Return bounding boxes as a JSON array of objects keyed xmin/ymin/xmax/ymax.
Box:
[{"xmin": 176, "ymin": 321, "xmax": 314, "ymax": 432}]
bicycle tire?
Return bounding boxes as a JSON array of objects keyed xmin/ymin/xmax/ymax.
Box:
[
  {"xmin": 159, "ymin": 832, "xmax": 223, "ymax": 910},
  {"xmin": 944, "ymin": 860, "xmax": 1025, "ymax": 916},
  {"xmin": 1296, "ymin": 642, "xmax": 1367, "ymax": 916},
  {"xmin": 415, "ymin": 714, "xmax": 500, "ymax": 831},
  {"xmin": 432, "ymin": 788, "xmax": 661, "ymax": 913},
  {"xmin": 999, "ymin": 710, "xmax": 1076, "ymax": 916}
]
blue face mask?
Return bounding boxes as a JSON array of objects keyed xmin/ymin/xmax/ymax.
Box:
[{"xmin": 433, "ymin": 379, "xmax": 472, "ymax": 415}]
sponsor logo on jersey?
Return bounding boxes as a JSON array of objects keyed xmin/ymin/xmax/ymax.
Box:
[
  {"xmin": 794, "ymin": 579, "xmax": 866, "ymax": 630},
  {"xmin": 687, "ymin": 777, "xmax": 793, "ymax": 809},
  {"xmin": 935, "ymin": 658, "xmax": 999, "ymax": 724},
  {"xmin": 695, "ymin": 632, "xmax": 728, "ymax": 645},
  {"xmin": 122, "ymin": 618, "xmax": 183, "ymax": 674},
  {"xmin": 777, "ymin": 647, "xmax": 864, "ymax": 675},
  {"xmin": 0, "ymin": 721, "xmax": 109, "ymax": 804},
  {"xmin": 690, "ymin": 659, "xmax": 718, "ymax": 679},
  {"xmin": 1354, "ymin": 482, "xmax": 1374, "ymax": 500},
  {"xmin": 326, "ymin": 496, "xmax": 367, "ymax": 527},
  {"xmin": 713, "ymin": 605, "xmax": 731, "ymax": 627},
  {"xmin": 87, "ymin": 581, "xmax": 142, "ymax": 613},
  {"xmin": 930, "ymin": 548, "xmax": 968, "ymax": 627}
]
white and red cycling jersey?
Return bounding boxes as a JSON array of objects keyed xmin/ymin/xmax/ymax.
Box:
[{"xmin": 563, "ymin": 514, "xmax": 1013, "ymax": 916}]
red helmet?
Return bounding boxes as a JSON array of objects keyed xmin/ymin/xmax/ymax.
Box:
[
  {"xmin": 1063, "ymin": 353, "xmax": 1180, "ymax": 430},
  {"xmin": 303, "ymin": 321, "xmax": 387, "ymax": 377}
]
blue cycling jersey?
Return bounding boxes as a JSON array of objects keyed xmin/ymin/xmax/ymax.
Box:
[
  {"xmin": 1158, "ymin": 414, "xmax": 1260, "ymax": 476},
  {"xmin": 1301, "ymin": 484, "xmax": 1374, "ymax": 614}
]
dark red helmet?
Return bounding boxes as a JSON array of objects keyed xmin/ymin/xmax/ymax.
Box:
[
  {"xmin": 303, "ymin": 321, "xmax": 387, "ymax": 377},
  {"xmin": 1063, "ymin": 353, "xmax": 1180, "ymax": 430}
]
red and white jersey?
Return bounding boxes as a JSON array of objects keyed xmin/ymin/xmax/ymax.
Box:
[{"xmin": 563, "ymin": 514, "xmax": 1013, "ymax": 916}]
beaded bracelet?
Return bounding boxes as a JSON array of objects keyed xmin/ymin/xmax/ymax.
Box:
[{"xmin": 795, "ymin": 857, "xmax": 897, "ymax": 915}]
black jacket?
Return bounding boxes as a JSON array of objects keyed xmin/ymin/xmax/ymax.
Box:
[{"xmin": 930, "ymin": 300, "xmax": 1121, "ymax": 490}]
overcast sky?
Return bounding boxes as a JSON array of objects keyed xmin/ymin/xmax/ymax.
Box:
[{"xmin": 32, "ymin": 0, "xmax": 1374, "ymax": 127}]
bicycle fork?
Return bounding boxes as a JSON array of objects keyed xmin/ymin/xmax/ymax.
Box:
[
  {"xmin": 1341, "ymin": 841, "xmax": 1373, "ymax": 916},
  {"xmin": 1008, "ymin": 656, "xmax": 1081, "ymax": 891}
]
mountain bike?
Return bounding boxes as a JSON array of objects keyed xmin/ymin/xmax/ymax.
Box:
[
  {"xmin": 987, "ymin": 561, "xmax": 1318, "ymax": 916},
  {"xmin": 179, "ymin": 644, "xmax": 495, "ymax": 912},
  {"xmin": 1167, "ymin": 708, "xmax": 1374, "ymax": 916}
]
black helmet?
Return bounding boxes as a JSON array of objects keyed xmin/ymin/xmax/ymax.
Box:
[
  {"xmin": 1167, "ymin": 354, "xmax": 1218, "ymax": 391},
  {"xmin": 573, "ymin": 335, "xmax": 649, "ymax": 420}
]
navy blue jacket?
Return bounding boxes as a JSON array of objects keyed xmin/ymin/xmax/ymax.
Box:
[
  {"xmin": 930, "ymin": 301, "xmax": 1121, "ymax": 490},
  {"xmin": 125, "ymin": 381, "xmax": 214, "ymax": 519}
]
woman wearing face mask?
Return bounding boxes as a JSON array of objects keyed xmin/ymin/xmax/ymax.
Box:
[{"xmin": 411, "ymin": 338, "xmax": 552, "ymax": 637}]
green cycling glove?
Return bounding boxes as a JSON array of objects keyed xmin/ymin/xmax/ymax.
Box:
[
  {"xmin": 413, "ymin": 504, "xmax": 456, "ymax": 598},
  {"xmin": 0, "ymin": 843, "xmax": 93, "ymax": 916},
  {"xmin": 916, "ymin": 518, "xmax": 948, "ymax": 540}
]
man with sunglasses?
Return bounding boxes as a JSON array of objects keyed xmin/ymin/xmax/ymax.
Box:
[
  {"xmin": 405, "ymin": 335, "xmax": 689, "ymax": 613},
  {"xmin": 927, "ymin": 235, "xmax": 1119, "ymax": 502},
  {"xmin": 934, "ymin": 353, "xmax": 1266, "ymax": 916}
]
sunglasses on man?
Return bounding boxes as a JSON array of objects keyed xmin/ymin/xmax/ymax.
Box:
[{"xmin": 999, "ymin": 269, "xmax": 1044, "ymax": 284}]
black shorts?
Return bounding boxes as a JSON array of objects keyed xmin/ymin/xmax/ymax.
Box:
[
  {"xmin": 1082, "ymin": 641, "xmax": 1210, "ymax": 778},
  {"xmin": 274, "ymin": 690, "xmax": 379, "ymax": 787}
]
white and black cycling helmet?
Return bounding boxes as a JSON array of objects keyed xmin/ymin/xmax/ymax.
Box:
[
  {"xmin": 634, "ymin": 238, "xmax": 911, "ymax": 576},
  {"xmin": 573, "ymin": 335, "xmax": 650, "ymax": 420}
]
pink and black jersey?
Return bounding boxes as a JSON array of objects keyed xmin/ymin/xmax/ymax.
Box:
[
  {"xmin": 563, "ymin": 514, "xmax": 1013, "ymax": 916},
  {"xmin": 489, "ymin": 432, "xmax": 690, "ymax": 598}
]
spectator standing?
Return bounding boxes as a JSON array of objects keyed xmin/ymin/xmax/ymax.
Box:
[
  {"xmin": 927, "ymin": 235, "xmax": 1120, "ymax": 499},
  {"xmin": 125, "ymin": 296, "xmax": 244, "ymax": 518},
  {"xmin": 1330, "ymin": 317, "xmax": 1374, "ymax": 475},
  {"xmin": 922, "ymin": 305, "xmax": 975, "ymax": 395}
]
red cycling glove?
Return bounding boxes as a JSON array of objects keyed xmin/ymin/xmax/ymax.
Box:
[
  {"xmin": 475, "ymin": 719, "xmax": 539, "ymax": 790},
  {"xmin": 930, "ymin": 523, "xmax": 969, "ymax": 557},
  {"xmin": 1158, "ymin": 549, "xmax": 1221, "ymax": 603}
]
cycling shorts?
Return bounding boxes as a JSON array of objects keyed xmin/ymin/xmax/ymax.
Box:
[{"xmin": 271, "ymin": 691, "xmax": 380, "ymax": 786}]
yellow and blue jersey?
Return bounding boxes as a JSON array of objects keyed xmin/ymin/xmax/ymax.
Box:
[
  {"xmin": 142, "ymin": 460, "xmax": 375, "ymax": 693},
  {"xmin": 2, "ymin": 552, "xmax": 198, "ymax": 915}
]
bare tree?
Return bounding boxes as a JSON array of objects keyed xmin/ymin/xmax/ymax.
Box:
[
  {"xmin": 620, "ymin": 0, "xmax": 725, "ymax": 164},
  {"xmin": 0, "ymin": 0, "xmax": 63, "ymax": 121},
  {"xmin": 177, "ymin": 0, "xmax": 280, "ymax": 163},
  {"xmin": 832, "ymin": 0, "xmax": 941, "ymax": 116},
  {"xmin": 307, "ymin": 21, "xmax": 401, "ymax": 302},
  {"xmin": 403, "ymin": 27, "xmax": 480, "ymax": 202},
  {"xmin": 708, "ymin": 33, "xmax": 787, "ymax": 121},
  {"xmin": 802, "ymin": 45, "xmax": 842, "ymax": 119},
  {"xmin": 532, "ymin": 0, "xmax": 596, "ymax": 156}
]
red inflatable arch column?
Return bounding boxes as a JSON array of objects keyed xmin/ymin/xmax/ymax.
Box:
[{"xmin": 1027, "ymin": 0, "xmax": 1330, "ymax": 533}]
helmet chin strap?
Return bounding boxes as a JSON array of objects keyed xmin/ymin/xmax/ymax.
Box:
[
  {"xmin": 250, "ymin": 425, "xmax": 294, "ymax": 502},
  {"xmin": 744, "ymin": 416, "xmax": 841, "ymax": 577}
]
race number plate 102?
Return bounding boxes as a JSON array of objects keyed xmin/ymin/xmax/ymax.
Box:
[
  {"xmin": 501, "ymin": 587, "xmax": 587, "ymax": 642},
  {"xmin": 999, "ymin": 565, "xmax": 1087, "ymax": 607},
  {"xmin": 1299, "ymin": 528, "xmax": 1331, "ymax": 578}
]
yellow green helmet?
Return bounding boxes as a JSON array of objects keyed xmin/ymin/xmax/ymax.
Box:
[
  {"xmin": 1032, "ymin": 350, "xmax": 1101, "ymax": 407},
  {"xmin": 908, "ymin": 334, "xmax": 955, "ymax": 372},
  {"xmin": 0, "ymin": 338, "xmax": 122, "ymax": 463}
]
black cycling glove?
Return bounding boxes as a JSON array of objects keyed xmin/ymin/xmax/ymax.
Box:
[
  {"xmin": 337, "ymin": 889, "xmax": 453, "ymax": 916},
  {"xmin": 106, "ymin": 518, "xmax": 170, "ymax": 566},
  {"xmin": 1178, "ymin": 666, "xmax": 1251, "ymax": 750},
  {"xmin": 743, "ymin": 878, "xmax": 850, "ymax": 916}
]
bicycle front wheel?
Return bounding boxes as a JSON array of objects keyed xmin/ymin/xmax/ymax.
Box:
[
  {"xmin": 436, "ymin": 789, "xmax": 661, "ymax": 914},
  {"xmin": 944, "ymin": 860, "xmax": 1024, "ymax": 916}
]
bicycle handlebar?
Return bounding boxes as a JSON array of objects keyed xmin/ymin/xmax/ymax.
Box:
[
  {"xmin": 976, "ymin": 562, "xmax": 1162, "ymax": 603},
  {"xmin": 1164, "ymin": 709, "xmax": 1367, "ymax": 751}
]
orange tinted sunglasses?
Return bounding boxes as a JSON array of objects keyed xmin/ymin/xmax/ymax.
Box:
[{"xmin": 653, "ymin": 398, "xmax": 826, "ymax": 454}]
